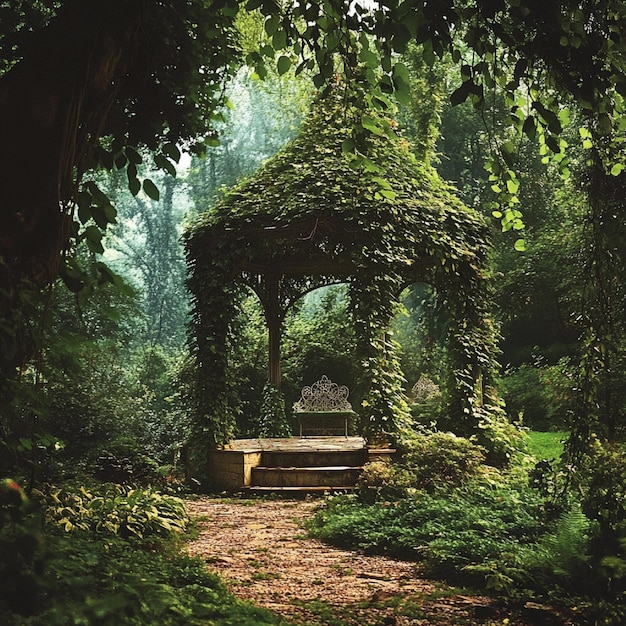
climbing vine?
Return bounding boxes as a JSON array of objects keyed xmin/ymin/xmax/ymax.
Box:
[
  {"xmin": 258, "ymin": 382, "xmax": 291, "ymax": 438},
  {"xmin": 185, "ymin": 83, "xmax": 511, "ymax": 468}
]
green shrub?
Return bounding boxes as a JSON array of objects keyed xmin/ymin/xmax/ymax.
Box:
[
  {"xmin": 0, "ymin": 479, "xmax": 46, "ymax": 617},
  {"xmin": 401, "ymin": 431, "xmax": 486, "ymax": 492},
  {"xmin": 356, "ymin": 460, "xmax": 415, "ymax": 504},
  {"xmin": 44, "ymin": 483, "xmax": 188, "ymax": 539},
  {"xmin": 579, "ymin": 441, "xmax": 626, "ymax": 612},
  {"xmin": 311, "ymin": 481, "xmax": 548, "ymax": 583},
  {"xmin": 473, "ymin": 404, "xmax": 528, "ymax": 466},
  {"xmin": 91, "ymin": 437, "xmax": 162, "ymax": 484},
  {"xmin": 512, "ymin": 505, "xmax": 593, "ymax": 592},
  {"xmin": 25, "ymin": 528, "xmax": 283, "ymax": 626},
  {"xmin": 3, "ymin": 480, "xmax": 283, "ymax": 625},
  {"xmin": 356, "ymin": 433, "xmax": 487, "ymax": 503}
]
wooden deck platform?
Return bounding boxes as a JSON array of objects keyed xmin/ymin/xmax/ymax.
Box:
[
  {"xmin": 223, "ymin": 436, "xmax": 366, "ymax": 453},
  {"xmin": 207, "ymin": 436, "xmax": 394, "ymax": 492}
]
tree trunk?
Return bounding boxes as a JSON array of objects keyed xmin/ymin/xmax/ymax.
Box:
[{"xmin": 0, "ymin": 0, "xmax": 141, "ymax": 372}]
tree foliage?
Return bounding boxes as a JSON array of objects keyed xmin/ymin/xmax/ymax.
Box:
[
  {"xmin": 0, "ymin": 0, "xmax": 238, "ymax": 381},
  {"xmin": 1, "ymin": 0, "xmax": 626, "ymax": 396}
]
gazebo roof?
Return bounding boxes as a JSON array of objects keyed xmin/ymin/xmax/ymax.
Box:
[{"xmin": 186, "ymin": 86, "xmax": 490, "ymax": 287}]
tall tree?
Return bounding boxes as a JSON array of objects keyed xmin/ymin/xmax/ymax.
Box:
[
  {"xmin": 0, "ymin": 0, "xmax": 238, "ymax": 378},
  {"xmin": 2, "ymin": 0, "xmax": 626, "ymax": 399},
  {"xmin": 104, "ymin": 170, "xmax": 189, "ymax": 349}
]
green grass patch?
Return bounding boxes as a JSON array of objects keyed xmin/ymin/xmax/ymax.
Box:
[{"xmin": 526, "ymin": 431, "xmax": 568, "ymax": 460}]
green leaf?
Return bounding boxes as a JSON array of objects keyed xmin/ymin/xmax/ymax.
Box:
[
  {"xmin": 221, "ymin": 0, "xmax": 239, "ymax": 17},
  {"xmin": 610, "ymin": 163, "xmax": 625, "ymax": 176},
  {"xmin": 264, "ymin": 14, "xmax": 280, "ymax": 36},
  {"xmin": 532, "ymin": 101, "xmax": 562, "ymax": 134},
  {"xmin": 361, "ymin": 114, "xmax": 385, "ymax": 136},
  {"xmin": 277, "ymin": 55, "xmax": 291, "ymax": 75},
  {"xmin": 90, "ymin": 205, "xmax": 109, "ymax": 229},
  {"xmin": 60, "ymin": 259, "xmax": 87, "ymax": 293},
  {"xmin": 125, "ymin": 146, "xmax": 143, "ymax": 165},
  {"xmin": 273, "ymin": 29, "xmax": 287, "ymax": 50},
  {"xmin": 545, "ymin": 135, "xmax": 560, "ymax": 153},
  {"xmin": 154, "ymin": 154, "xmax": 177, "ymax": 177},
  {"xmin": 393, "ymin": 61, "xmax": 409, "ymax": 82},
  {"xmin": 77, "ymin": 191, "xmax": 92, "ymax": 224},
  {"xmin": 450, "ymin": 82, "xmax": 470, "ymax": 106},
  {"xmin": 143, "ymin": 178, "xmax": 160, "ymax": 201},
  {"xmin": 84, "ymin": 225, "xmax": 104, "ymax": 254},
  {"xmin": 522, "ymin": 116, "xmax": 536, "ymax": 140},
  {"xmin": 162, "ymin": 142, "xmax": 181, "ymax": 163},
  {"xmin": 341, "ymin": 138, "xmax": 355, "ymax": 154},
  {"xmin": 128, "ymin": 172, "xmax": 141, "ymax": 196},
  {"xmin": 506, "ymin": 179, "xmax": 519, "ymax": 194},
  {"xmin": 514, "ymin": 239, "xmax": 526, "ymax": 252}
]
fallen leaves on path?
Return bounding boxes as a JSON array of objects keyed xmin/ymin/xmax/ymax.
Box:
[{"xmin": 185, "ymin": 497, "xmax": 568, "ymax": 626}]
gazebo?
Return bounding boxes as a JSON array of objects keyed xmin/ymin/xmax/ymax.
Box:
[{"xmin": 184, "ymin": 85, "xmax": 504, "ymax": 474}]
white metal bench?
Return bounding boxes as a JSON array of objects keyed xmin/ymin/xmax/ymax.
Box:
[{"xmin": 293, "ymin": 375, "xmax": 356, "ymax": 438}]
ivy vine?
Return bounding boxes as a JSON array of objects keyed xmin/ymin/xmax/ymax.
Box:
[{"xmin": 184, "ymin": 83, "xmax": 514, "ymax": 467}]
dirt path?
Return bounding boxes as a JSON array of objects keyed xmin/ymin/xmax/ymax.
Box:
[{"xmin": 185, "ymin": 497, "xmax": 566, "ymax": 626}]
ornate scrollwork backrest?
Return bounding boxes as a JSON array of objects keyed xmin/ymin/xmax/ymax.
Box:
[{"xmin": 293, "ymin": 375, "xmax": 353, "ymax": 412}]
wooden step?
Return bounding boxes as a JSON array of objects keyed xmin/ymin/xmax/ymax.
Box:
[
  {"xmin": 247, "ymin": 485, "xmax": 357, "ymax": 494},
  {"xmin": 251, "ymin": 465, "xmax": 363, "ymax": 488},
  {"xmin": 261, "ymin": 449, "xmax": 367, "ymax": 468}
]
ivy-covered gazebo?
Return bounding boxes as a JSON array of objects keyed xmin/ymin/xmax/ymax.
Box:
[{"xmin": 185, "ymin": 86, "xmax": 504, "ymax": 462}]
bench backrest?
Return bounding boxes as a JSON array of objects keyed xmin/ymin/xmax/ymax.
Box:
[{"xmin": 293, "ymin": 375, "xmax": 353, "ymax": 413}]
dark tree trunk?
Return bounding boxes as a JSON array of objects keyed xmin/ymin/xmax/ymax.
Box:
[{"xmin": 0, "ymin": 0, "xmax": 141, "ymax": 370}]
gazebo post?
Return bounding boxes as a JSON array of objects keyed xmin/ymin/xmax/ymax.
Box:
[{"xmin": 266, "ymin": 275, "xmax": 282, "ymax": 388}]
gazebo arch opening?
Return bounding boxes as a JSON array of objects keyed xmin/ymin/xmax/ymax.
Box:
[{"xmin": 184, "ymin": 84, "xmax": 514, "ymax": 479}]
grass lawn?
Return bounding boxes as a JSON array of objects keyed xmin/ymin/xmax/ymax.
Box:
[{"xmin": 526, "ymin": 430, "xmax": 568, "ymax": 460}]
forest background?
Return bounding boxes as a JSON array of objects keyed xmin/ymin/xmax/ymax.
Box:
[{"xmin": 2, "ymin": 1, "xmax": 626, "ymax": 624}]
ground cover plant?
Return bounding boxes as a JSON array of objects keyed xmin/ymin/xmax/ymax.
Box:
[
  {"xmin": 308, "ymin": 430, "xmax": 626, "ymax": 624},
  {"xmin": 0, "ymin": 480, "xmax": 285, "ymax": 626}
]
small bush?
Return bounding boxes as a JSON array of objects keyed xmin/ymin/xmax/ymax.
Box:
[
  {"xmin": 356, "ymin": 460, "xmax": 415, "ymax": 504},
  {"xmin": 91, "ymin": 437, "xmax": 162, "ymax": 484},
  {"xmin": 44, "ymin": 483, "xmax": 188, "ymax": 539},
  {"xmin": 401, "ymin": 431, "xmax": 486, "ymax": 492}
]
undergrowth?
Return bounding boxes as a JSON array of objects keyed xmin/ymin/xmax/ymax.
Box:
[
  {"xmin": 309, "ymin": 481, "xmax": 550, "ymax": 586},
  {"xmin": 1, "ymin": 481, "xmax": 285, "ymax": 626},
  {"xmin": 308, "ymin": 430, "xmax": 626, "ymax": 624}
]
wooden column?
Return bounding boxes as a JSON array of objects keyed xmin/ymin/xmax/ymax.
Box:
[{"xmin": 266, "ymin": 276, "xmax": 282, "ymax": 387}]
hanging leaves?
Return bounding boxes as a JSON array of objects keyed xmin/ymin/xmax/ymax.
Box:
[{"xmin": 143, "ymin": 178, "xmax": 160, "ymax": 201}]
